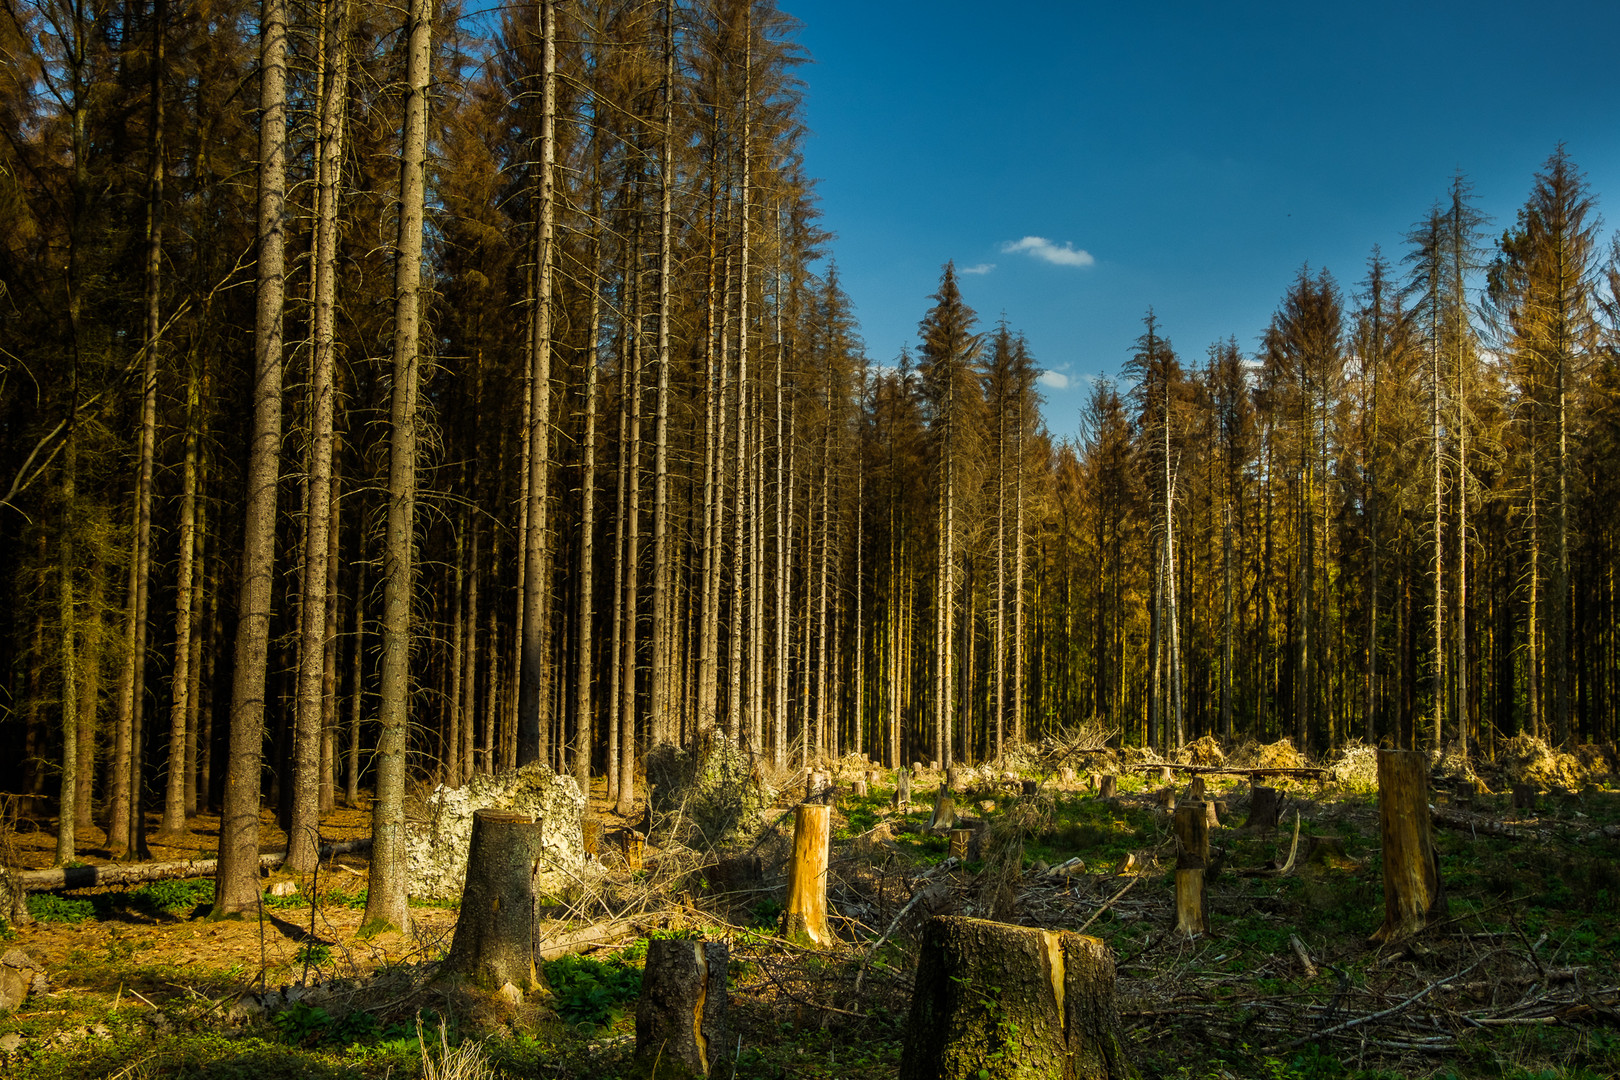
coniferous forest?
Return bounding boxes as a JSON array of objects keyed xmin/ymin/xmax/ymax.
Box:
[{"xmin": 3, "ymin": 1, "xmax": 1620, "ymax": 1077}]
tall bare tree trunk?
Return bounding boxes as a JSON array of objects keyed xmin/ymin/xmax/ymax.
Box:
[
  {"xmin": 619, "ymin": 266, "xmax": 644, "ymax": 818},
  {"xmin": 364, "ymin": 0, "xmax": 432, "ymax": 937},
  {"xmin": 160, "ymin": 343, "xmax": 204, "ymax": 837},
  {"xmin": 649, "ymin": 0, "xmax": 675, "ymax": 749},
  {"xmin": 214, "ymin": 0, "xmax": 289, "ymax": 919},
  {"xmin": 288, "ymin": 0, "xmax": 350, "ymax": 871},
  {"xmin": 517, "ymin": 0, "xmax": 557, "ymax": 767}
]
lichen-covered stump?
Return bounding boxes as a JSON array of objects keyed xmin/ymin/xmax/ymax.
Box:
[
  {"xmin": 1372, "ymin": 749, "xmax": 1445, "ymax": 943},
  {"xmin": 780, "ymin": 803, "xmax": 832, "ymax": 945},
  {"xmin": 899, "ymin": 916, "xmax": 1135, "ymax": 1080},
  {"xmin": 634, "ymin": 938, "xmax": 729, "ymax": 1078},
  {"xmin": 442, "ymin": 810, "xmax": 546, "ymax": 992},
  {"xmin": 1173, "ymin": 802, "xmax": 1209, "ymax": 938}
]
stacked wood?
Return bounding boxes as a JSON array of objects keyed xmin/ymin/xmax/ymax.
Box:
[
  {"xmin": 442, "ymin": 810, "xmax": 546, "ymax": 992},
  {"xmin": 1371, "ymin": 749, "xmax": 1446, "ymax": 943},
  {"xmin": 781, "ymin": 803, "xmax": 832, "ymax": 945},
  {"xmin": 1173, "ymin": 802, "xmax": 1209, "ymax": 937},
  {"xmin": 898, "ymin": 916, "xmax": 1134, "ymax": 1080},
  {"xmin": 634, "ymin": 938, "xmax": 730, "ymax": 1077}
]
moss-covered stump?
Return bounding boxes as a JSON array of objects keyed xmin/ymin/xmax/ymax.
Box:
[
  {"xmin": 441, "ymin": 809, "xmax": 545, "ymax": 992},
  {"xmin": 633, "ymin": 939, "xmax": 730, "ymax": 1078},
  {"xmin": 899, "ymin": 916, "xmax": 1136, "ymax": 1080}
]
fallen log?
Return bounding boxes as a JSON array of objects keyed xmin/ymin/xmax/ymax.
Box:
[
  {"xmin": 8, "ymin": 837, "xmax": 373, "ymax": 895},
  {"xmin": 1429, "ymin": 806, "xmax": 1535, "ymax": 840}
]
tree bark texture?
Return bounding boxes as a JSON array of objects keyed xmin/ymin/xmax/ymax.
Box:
[
  {"xmin": 634, "ymin": 938, "xmax": 730, "ymax": 1078},
  {"xmin": 899, "ymin": 916, "xmax": 1135, "ymax": 1080},
  {"xmin": 443, "ymin": 810, "xmax": 546, "ymax": 991},
  {"xmin": 1371, "ymin": 749, "xmax": 1445, "ymax": 943}
]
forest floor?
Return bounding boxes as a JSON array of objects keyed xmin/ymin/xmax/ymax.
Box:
[{"xmin": 0, "ymin": 737, "xmax": 1618, "ymax": 1080}]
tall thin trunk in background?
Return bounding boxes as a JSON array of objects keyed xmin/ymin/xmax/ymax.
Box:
[
  {"xmin": 574, "ymin": 196, "xmax": 601, "ymax": 789},
  {"xmin": 649, "ymin": 0, "xmax": 675, "ymax": 748},
  {"xmin": 160, "ymin": 347, "xmax": 204, "ymax": 837},
  {"xmin": 606, "ymin": 345, "xmax": 629, "ymax": 805},
  {"xmin": 365, "ymin": 0, "xmax": 433, "ymax": 937},
  {"xmin": 517, "ymin": 0, "xmax": 558, "ymax": 767},
  {"xmin": 618, "ymin": 266, "xmax": 644, "ymax": 818},
  {"xmin": 214, "ymin": 0, "xmax": 289, "ymax": 918},
  {"xmin": 56, "ymin": 358, "xmax": 81, "ymax": 865},
  {"xmin": 288, "ymin": 0, "xmax": 350, "ymax": 870},
  {"xmin": 345, "ymin": 543, "xmax": 366, "ymax": 805}
]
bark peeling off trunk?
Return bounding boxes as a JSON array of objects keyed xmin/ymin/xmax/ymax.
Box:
[
  {"xmin": 406, "ymin": 763, "xmax": 584, "ymax": 902},
  {"xmin": 634, "ymin": 938, "xmax": 730, "ymax": 1078},
  {"xmin": 899, "ymin": 916, "xmax": 1136, "ymax": 1080}
]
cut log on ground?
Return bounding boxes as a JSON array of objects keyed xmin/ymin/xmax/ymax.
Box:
[
  {"xmin": 442, "ymin": 810, "xmax": 546, "ymax": 992},
  {"xmin": 1098, "ymin": 774, "xmax": 1117, "ymax": 800},
  {"xmin": 1173, "ymin": 802, "xmax": 1209, "ymax": 937},
  {"xmin": 1248, "ymin": 785, "xmax": 1280, "ymax": 830},
  {"xmin": 1371, "ymin": 749, "xmax": 1446, "ymax": 944},
  {"xmin": 898, "ymin": 915, "xmax": 1136, "ymax": 1080},
  {"xmin": 781, "ymin": 803, "xmax": 832, "ymax": 946},
  {"xmin": 634, "ymin": 937, "xmax": 730, "ymax": 1077}
]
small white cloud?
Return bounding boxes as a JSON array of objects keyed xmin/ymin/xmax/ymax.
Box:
[
  {"xmin": 1000, "ymin": 236, "xmax": 1095, "ymax": 268},
  {"xmin": 1038, "ymin": 369, "xmax": 1071, "ymax": 390},
  {"xmin": 959, "ymin": 262, "xmax": 995, "ymax": 275}
]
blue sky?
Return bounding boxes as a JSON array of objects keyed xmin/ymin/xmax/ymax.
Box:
[{"xmin": 785, "ymin": 0, "xmax": 1620, "ymax": 440}]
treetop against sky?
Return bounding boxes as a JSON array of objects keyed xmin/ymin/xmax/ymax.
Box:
[{"xmin": 787, "ymin": 0, "xmax": 1620, "ymax": 439}]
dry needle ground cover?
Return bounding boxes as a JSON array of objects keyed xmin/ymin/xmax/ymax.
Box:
[{"xmin": 0, "ymin": 742, "xmax": 1617, "ymax": 1080}]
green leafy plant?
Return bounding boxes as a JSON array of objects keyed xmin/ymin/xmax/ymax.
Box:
[
  {"xmin": 295, "ymin": 942, "xmax": 334, "ymax": 967},
  {"xmin": 543, "ymin": 953, "xmax": 643, "ymax": 1029},
  {"xmin": 131, "ymin": 877, "xmax": 214, "ymax": 915},
  {"xmin": 27, "ymin": 893, "xmax": 97, "ymax": 923}
]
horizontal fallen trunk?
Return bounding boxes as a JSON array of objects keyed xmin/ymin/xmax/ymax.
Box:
[{"xmin": 5, "ymin": 838, "xmax": 373, "ymax": 898}]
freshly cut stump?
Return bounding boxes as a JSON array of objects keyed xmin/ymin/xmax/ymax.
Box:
[
  {"xmin": 1173, "ymin": 802, "xmax": 1209, "ymax": 937},
  {"xmin": 442, "ymin": 810, "xmax": 546, "ymax": 991},
  {"xmin": 634, "ymin": 938, "xmax": 730, "ymax": 1078},
  {"xmin": 927, "ymin": 785, "xmax": 957, "ymax": 831},
  {"xmin": 1371, "ymin": 749, "xmax": 1446, "ymax": 943},
  {"xmin": 899, "ymin": 916, "xmax": 1135, "ymax": 1080},
  {"xmin": 780, "ymin": 803, "xmax": 832, "ymax": 945}
]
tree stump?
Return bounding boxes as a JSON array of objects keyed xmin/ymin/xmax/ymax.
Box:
[
  {"xmin": 1155, "ymin": 787, "xmax": 1176, "ymax": 812},
  {"xmin": 1173, "ymin": 803, "xmax": 1209, "ymax": 937},
  {"xmin": 950, "ymin": 829, "xmax": 973, "ymax": 861},
  {"xmin": 1159, "ymin": 766, "xmax": 1174, "ymax": 784},
  {"xmin": 1247, "ymin": 785, "xmax": 1280, "ymax": 830},
  {"xmin": 895, "ymin": 767, "xmax": 912, "ymax": 809},
  {"xmin": 442, "ymin": 810, "xmax": 547, "ymax": 992},
  {"xmin": 946, "ymin": 765, "xmax": 962, "ymax": 791},
  {"xmin": 1204, "ymin": 800, "xmax": 1221, "ymax": 828},
  {"xmin": 1098, "ymin": 774, "xmax": 1117, "ymax": 800},
  {"xmin": 634, "ymin": 938, "xmax": 730, "ymax": 1077},
  {"xmin": 781, "ymin": 803, "xmax": 832, "ymax": 945},
  {"xmin": 581, "ymin": 816, "xmax": 603, "ymax": 858},
  {"xmin": 852, "ymin": 775, "xmax": 869, "ymax": 798},
  {"xmin": 806, "ymin": 769, "xmax": 829, "ymax": 802},
  {"xmin": 1187, "ymin": 775, "xmax": 1207, "ymax": 803},
  {"xmin": 899, "ymin": 916, "xmax": 1135, "ymax": 1080},
  {"xmin": 1371, "ymin": 749, "xmax": 1446, "ymax": 943},
  {"xmin": 1059, "ymin": 766, "xmax": 1076, "ymax": 784},
  {"xmin": 1021, "ymin": 779, "xmax": 1039, "ymax": 798},
  {"xmin": 621, "ymin": 829, "xmax": 646, "ymax": 871},
  {"xmin": 1512, "ymin": 784, "xmax": 1536, "ymax": 811},
  {"xmin": 928, "ymin": 785, "xmax": 957, "ymax": 831},
  {"xmin": 1456, "ymin": 780, "xmax": 1476, "ymax": 805}
]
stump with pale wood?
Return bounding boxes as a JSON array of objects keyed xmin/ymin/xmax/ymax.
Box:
[
  {"xmin": 1173, "ymin": 802, "xmax": 1209, "ymax": 938},
  {"xmin": 1187, "ymin": 775, "xmax": 1207, "ymax": 803},
  {"xmin": 927, "ymin": 785, "xmax": 957, "ymax": 831},
  {"xmin": 898, "ymin": 916, "xmax": 1136, "ymax": 1080},
  {"xmin": 634, "ymin": 938, "xmax": 730, "ymax": 1077},
  {"xmin": 1371, "ymin": 749, "xmax": 1446, "ymax": 943},
  {"xmin": 442, "ymin": 809, "xmax": 546, "ymax": 992},
  {"xmin": 780, "ymin": 803, "xmax": 832, "ymax": 945}
]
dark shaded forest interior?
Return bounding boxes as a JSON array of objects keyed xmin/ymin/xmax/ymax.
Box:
[{"xmin": 3, "ymin": 0, "xmax": 1620, "ymax": 1076}]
